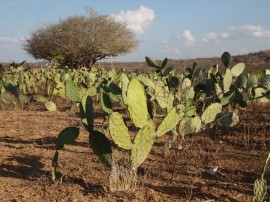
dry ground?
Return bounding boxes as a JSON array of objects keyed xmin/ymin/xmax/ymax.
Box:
[{"xmin": 0, "ymin": 100, "xmax": 270, "ymax": 202}]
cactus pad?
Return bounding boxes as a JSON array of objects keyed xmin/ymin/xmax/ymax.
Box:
[
  {"xmin": 127, "ymin": 78, "xmax": 150, "ymax": 128},
  {"xmin": 56, "ymin": 127, "xmax": 80, "ymax": 150},
  {"xmin": 45, "ymin": 101, "xmax": 57, "ymax": 112},
  {"xmin": 89, "ymin": 130, "xmax": 113, "ymax": 167},
  {"xmin": 131, "ymin": 120, "xmax": 156, "ymax": 168},
  {"xmin": 179, "ymin": 116, "xmax": 202, "ymax": 135},
  {"xmin": 109, "ymin": 112, "xmax": 133, "ymax": 150},
  {"xmin": 201, "ymin": 103, "xmax": 222, "ymax": 124},
  {"xmin": 223, "ymin": 68, "xmax": 233, "ymax": 93},
  {"xmin": 65, "ymin": 78, "xmax": 82, "ymax": 103},
  {"xmin": 156, "ymin": 105, "xmax": 185, "ymax": 137}
]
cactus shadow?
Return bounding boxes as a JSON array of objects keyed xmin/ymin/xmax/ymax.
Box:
[{"xmin": 0, "ymin": 155, "xmax": 47, "ymax": 180}]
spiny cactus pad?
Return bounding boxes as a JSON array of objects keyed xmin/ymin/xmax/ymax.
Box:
[
  {"xmin": 220, "ymin": 111, "xmax": 239, "ymax": 128},
  {"xmin": 231, "ymin": 63, "xmax": 245, "ymax": 77},
  {"xmin": 223, "ymin": 68, "xmax": 233, "ymax": 93},
  {"xmin": 65, "ymin": 78, "xmax": 82, "ymax": 103},
  {"xmin": 56, "ymin": 127, "xmax": 80, "ymax": 150},
  {"xmin": 80, "ymin": 95, "xmax": 94, "ymax": 131},
  {"xmin": 201, "ymin": 103, "xmax": 222, "ymax": 124},
  {"xmin": 179, "ymin": 116, "xmax": 202, "ymax": 135},
  {"xmin": 109, "ymin": 112, "xmax": 133, "ymax": 150},
  {"xmin": 127, "ymin": 78, "xmax": 150, "ymax": 128},
  {"xmin": 254, "ymin": 178, "xmax": 267, "ymax": 202},
  {"xmin": 101, "ymin": 92, "xmax": 113, "ymax": 114},
  {"xmin": 131, "ymin": 120, "xmax": 156, "ymax": 168},
  {"xmin": 89, "ymin": 130, "xmax": 113, "ymax": 167},
  {"xmin": 45, "ymin": 101, "xmax": 57, "ymax": 112},
  {"xmin": 156, "ymin": 105, "xmax": 185, "ymax": 137}
]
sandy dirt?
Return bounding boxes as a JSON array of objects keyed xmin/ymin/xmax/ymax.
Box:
[{"xmin": 0, "ymin": 101, "xmax": 269, "ymax": 202}]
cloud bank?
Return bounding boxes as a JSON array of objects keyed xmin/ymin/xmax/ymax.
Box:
[{"xmin": 112, "ymin": 5, "xmax": 155, "ymax": 34}]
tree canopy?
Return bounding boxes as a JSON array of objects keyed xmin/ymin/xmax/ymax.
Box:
[{"xmin": 24, "ymin": 11, "xmax": 138, "ymax": 68}]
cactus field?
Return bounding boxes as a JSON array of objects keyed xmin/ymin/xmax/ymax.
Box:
[{"xmin": 1, "ymin": 52, "xmax": 270, "ymax": 201}]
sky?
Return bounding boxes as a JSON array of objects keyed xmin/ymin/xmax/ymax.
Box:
[{"xmin": 0, "ymin": 0, "xmax": 270, "ymax": 63}]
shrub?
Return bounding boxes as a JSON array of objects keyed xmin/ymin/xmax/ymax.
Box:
[{"xmin": 24, "ymin": 10, "xmax": 138, "ymax": 68}]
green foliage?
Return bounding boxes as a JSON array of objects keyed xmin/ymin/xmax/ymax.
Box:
[
  {"xmin": 65, "ymin": 78, "xmax": 82, "ymax": 103},
  {"xmin": 25, "ymin": 10, "xmax": 138, "ymax": 68},
  {"xmin": 231, "ymin": 63, "xmax": 245, "ymax": 77},
  {"xmin": 131, "ymin": 121, "xmax": 156, "ymax": 168},
  {"xmin": 101, "ymin": 92, "xmax": 113, "ymax": 114},
  {"xmin": 179, "ymin": 116, "xmax": 201, "ymax": 135},
  {"xmin": 156, "ymin": 105, "xmax": 184, "ymax": 137},
  {"xmin": 89, "ymin": 130, "xmax": 114, "ymax": 167},
  {"xmin": 56, "ymin": 127, "xmax": 80, "ymax": 150},
  {"xmin": 221, "ymin": 51, "xmax": 232, "ymax": 68},
  {"xmin": 127, "ymin": 78, "xmax": 150, "ymax": 128},
  {"xmin": 45, "ymin": 100, "xmax": 57, "ymax": 112},
  {"xmin": 201, "ymin": 103, "xmax": 222, "ymax": 124},
  {"xmin": 109, "ymin": 112, "xmax": 133, "ymax": 150},
  {"xmin": 80, "ymin": 95, "xmax": 94, "ymax": 131}
]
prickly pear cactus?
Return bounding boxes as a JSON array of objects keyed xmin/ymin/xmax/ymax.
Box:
[
  {"xmin": 131, "ymin": 120, "xmax": 156, "ymax": 168},
  {"xmin": 56, "ymin": 127, "xmax": 80, "ymax": 150},
  {"xmin": 109, "ymin": 112, "xmax": 133, "ymax": 150},
  {"xmin": 120, "ymin": 73, "xmax": 129, "ymax": 105},
  {"xmin": 145, "ymin": 56, "xmax": 160, "ymax": 69},
  {"xmin": 127, "ymin": 78, "xmax": 150, "ymax": 128},
  {"xmin": 254, "ymin": 179, "xmax": 267, "ymax": 202},
  {"xmin": 220, "ymin": 111, "xmax": 239, "ymax": 128},
  {"xmin": 231, "ymin": 63, "xmax": 245, "ymax": 77},
  {"xmin": 156, "ymin": 105, "xmax": 185, "ymax": 137},
  {"xmin": 223, "ymin": 68, "xmax": 233, "ymax": 93},
  {"xmin": 179, "ymin": 116, "xmax": 201, "ymax": 136},
  {"xmin": 65, "ymin": 78, "xmax": 82, "ymax": 103},
  {"xmin": 45, "ymin": 101, "xmax": 57, "ymax": 112},
  {"xmin": 201, "ymin": 103, "xmax": 222, "ymax": 124},
  {"xmin": 221, "ymin": 51, "xmax": 232, "ymax": 68},
  {"xmin": 80, "ymin": 95, "xmax": 94, "ymax": 132},
  {"xmin": 101, "ymin": 92, "xmax": 113, "ymax": 114},
  {"xmin": 155, "ymin": 81, "xmax": 169, "ymax": 109},
  {"xmin": 89, "ymin": 130, "xmax": 114, "ymax": 167}
]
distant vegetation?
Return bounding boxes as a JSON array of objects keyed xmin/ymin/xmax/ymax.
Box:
[{"xmin": 24, "ymin": 8, "xmax": 138, "ymax": 69}]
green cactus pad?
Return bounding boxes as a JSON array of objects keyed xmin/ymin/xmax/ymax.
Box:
[
  {"xmin": 131, "ymin": 120, "xmax": 156, "ymax": 168},
  {"xmin": 45, "ymin": 101, "xmax": 57, "ymax": 112},
  {"xmin": 201, "ymin": 103, "xmax": 222, "ymax": 124},
  {"xmin": 109, "ymin": 112, "xmax": 133, "ymax": 150},
  {"xmin": 120, "ymin": 73, "xmax": 129, "ymax": 105},
  {"xmin": 259, "ymin": 75, "xmax": 270, "ymax": 89},
  {"xmin": 65, "ymin": 78, "xmax": 82, "ymax": 103},
  {"xmin": 247, "ymin": 73, "xmax": 258, "ymax": 89},
  {"xmin": 231, "ymin": 63, "xmax": 245, "ymax": 77},
  {"xmin": 253, "ymin": 87, "xmax": 269, "ymax": 103},
  {"xmin": 101, "ymin": 92, "xmax": 113, "ymax": 114},
  {"xmin": 254, "ymin": 178, "xmax": 267, "ymax": 202},
  {"xmin": 221, "ymin": 52, "xmax": 232, "ymax": 68},
  {"xmin": 137, "ymin": 75, "xmax": 155, "ymax": 89},
  {"xmin": 51, "ymin": 150, "xmax": 59, "ymax": 181},
  {"xmin": 109, "ymin": 83, "xmax": 122, "ymax": 95},
  {"xmin": 155, "ymin": 81, "xmax": 169, "ymax": 109},
  {"xmin": 156, "ymin": 105, "xmax": 185, "ymax": 137},
  {"xmin": 0, "ymin": 92, "xmax": 13, "ymax": 104},
  {"xmin": 127, "ymin": 78, "xmax": 150, "ymax": 128},
  {"xmin": 223, "ymin": 68, "xmax": 233, "ymax": 93},
  {"xmin": 179, "ymin": 116, "xmax": 201, "ymax": 135},
  {"xmin": 220, "ymin": 111, "xmax": 239, "ymax": 128},
  {"xmin": 89, "ymin": 130, "xmax": 114, "ymax": 167},
  {"xmin": 33, "ymin": 94, "xmax": 49, "ymax": 103},
  {"xmin": 56, "ymin": 127, "xmax": 80, "ymax": 150},
  {"xmin": 145, "ymin": 56, "xmax": 160, "ymax": 69},
  {"xmin": 80, "ymin": 95, "xmax": 94, "ymax": 131}
]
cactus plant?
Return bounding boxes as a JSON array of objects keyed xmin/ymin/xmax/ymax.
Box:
[
  {"xmin": 127, "ymin": 78, "xmax": 150, "ymax": 128},
  {"xmin": 65, "ymin": 78, "xmax": 82, "ymax": 103},
  {"xmin": 179, "ymin": 116, "xmax": 201, "ymax": 135},
  {"xmin": 201, "ymin": 103, "xmax": 222, "ymax": 124},
  {"xmin": 156, "ymin": 105, "xmax": 185, "ymax": 137},
  {"xmin": 109, "ymin": 112, "xmax": 133, "ymax": 150},
  {"xmin": 131, "ymin": 120, "xmax": 156, "ymax": 168}
]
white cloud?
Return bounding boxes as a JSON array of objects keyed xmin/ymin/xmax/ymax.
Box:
[
  {"xmin": 112, "ymin": 5, "xmax": 155, "ymax": 34},
  {"xmin": 182, "ymin": 30, "xmax": 196, "ymax": 45},
  {"xmin": 236, "ymin": 25, "xmax": 270, "ymax": 38},
  {"xmin": 203, "ymin": 32, "xmax": 230, "ymax": 42},
  {"xmin": 0, "ymin": 36, "xmax": 27, "ymax": 43}
]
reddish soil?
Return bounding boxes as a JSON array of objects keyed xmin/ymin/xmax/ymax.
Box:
[{"xmin": 0, "ymin": 100, "xmax": 269, "ymax": 202}]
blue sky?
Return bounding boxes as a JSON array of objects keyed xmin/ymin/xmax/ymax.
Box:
[{"xmin": 0, "ymin": 0, "xmax": 270, "ymax": 62}]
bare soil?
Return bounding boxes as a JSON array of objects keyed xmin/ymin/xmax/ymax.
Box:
[{"xmin": 0, "ymin": 100, "xmax": 270, "ymax": 202}]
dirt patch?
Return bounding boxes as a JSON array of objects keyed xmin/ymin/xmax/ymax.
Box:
[{"xmin": 0, "ymin": 102, "xmax": 269, "ymax": 201}]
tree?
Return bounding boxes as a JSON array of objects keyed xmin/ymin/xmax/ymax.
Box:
[{"xmin": 24, "ymin": 10, "xmax": 138, "ymax": 68}]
